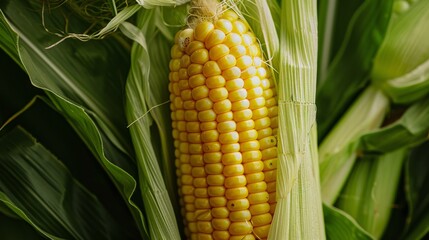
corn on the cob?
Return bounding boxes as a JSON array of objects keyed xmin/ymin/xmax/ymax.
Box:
[{"xmin": 169, "ymin": 7, "xmax": 278, "ymax": 239}]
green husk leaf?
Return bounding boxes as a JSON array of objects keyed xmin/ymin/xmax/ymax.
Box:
[
  {"xmin": 0, "ymin": 127, "xmax": 127, "ymax": 239},
  {"xmin": 1, "ymin": 2, "xmax": 148, "ymax": 237},
  {"xmin": 269, "ymin": 0, "xmax": 325, "ymax": 238},
  {"xmin": 403, "ymin": 141, "xmax": 429, "ymax": 240},
  {"xmin": 316, "ymin": 0, "xmax": 393, "ymax": 139},
  {"xmin": 121, "ymin": 10, "xmax": 180, "ymax": 239},
  {"xmin": 336, "ymin": 148, "xmax": 406, "ymax": 238},
  {"xmin": 319, "ymin": 86, "xmax": 390, "ymax": 204},
  {"xmin": 324, "ymin": 204, "xmax": 374, "ymax": 240},
  {"xmin": 135, "ymin": 0, "xmax": 189, "ymax": 8},
  {"xmin": 360, "ymin": 96, "xmax": 429, "ymax": 153},
  {"xmin": 0, "ymin": 11, "xmax": 20, "ymax": 67}
]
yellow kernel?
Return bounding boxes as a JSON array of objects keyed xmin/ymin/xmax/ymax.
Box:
[
  {"xmin": 189, "ymin": 74, "xmax": 206, "ymax": 88},
  {"xmin": 227, "ymin": 199, "xmax": 250, "ymax": 211},
  {"xmin": 222, "ymin": 152, "xmax": 242, "ymax": 165},
  {"xmin": 185, "ymin": 203, "xmax": 195, "ymax": 212},
  {"xmin": 263, "ymin": 159, "xmax": 277, "ymax": 171},
  {"xmin": 203, "ymin": 61, "xmax": 222, "ymax": 77},
  {"xmin": 249, "ymin": 97, "xmax": 265, "ymax": 109},
  {"xmin": 229, "ymin": 210, "xmax": 251, "ymax": 222},
  {"xmin": 185, "ymin": 110, "xmax": 198, "ymax": 121},
  {"xmin": 195, "ymin": 188, "xmax": 208, "ymax": 197},
  {"xmin": 241, "ymin": 33, "xmax": 254, "ymax": 46},
  {"xmin": 228, "ymin": 89, "xmax": 247, "ymax": 102},
  {"xmin": 186, "ymin": 40, "xmax": 205, "ymax": 55},
  {"xmin": 191, "ymin": 48, "xmax": 209, "ymax": 65},
  {"xmin": 171, "ymin": 44, "xmax": 183, "ymax": 59},
  {"xmin": 198, "ymin": 109, "xmax": 217, "ymax": 122},
  {"xmin": 247, "ymin": 44, "xmax": 260, "ymax": 57},
  {"xmin": 229, "ymin": 235, "xmax": 255, "ymax": 240},
  {"xmin": 236, "ymin": 56, "xmax": 252, "ymax": 69},
  {"xmin": 194, "ymin": 177, "xmax": 208, "ymax": 188},
  {"xmin": 181, "ymin": 175, "xmax": 193, "ymax": 185},
  {"xmin": 188, "ymin": 63, "xmax": 203, "ymax": 76},
  {"xmin": 221, "ymin": 10, "xmax": 238, "ymax": 22},
  {"xmin": 262, "ymin": 147, "xmax": 277, "ymax": 160},
  {"xmin": 225, "ymin": 78, "xmax": 244, "ymax": 91},
  {"xmin": 187, "ymin": 122, "xmax": 200, "ymax": 132},
  {"xmin": 217, "ymin": 120, "xmax": 236, "ymax": 133},
  {"xmin": 192, "ymin": 85, "xmax": 210, "ymax": 100},
  {"xmin": 201, "ymin": 130, "xmax": 219, "ymax": 143},
  {"xmin": 260, "ymin": 78, "xmax": 270, "ymax": 89},
  {"xmin": 217, "ymin": 54, "xmax": 236, "ymax": 70},
  {"xmin": 247, "ymin": 87, "xmax": 263, "ymax": 99},
  {"xmin": 271, "ymin": 116, "xmax": 278, "ymax": 128},
  {"xmin": 195, "ymin": 209, "xmax": 212, "ymax": 221},
  {"xmin": 180, "ymin": 54, "xmax": 191, "ymax": 68},
  {"xmin": 241, "ymin": 66, "xmax": 257, "ymax": 79},
  {"xmin": 223, "ymin": 164, "xmax": 244, "ymax": 177},
  {"xmin": 196, "ymin": 98, "xmax": 213, "ymax": 111},
  {"xmin": 230, "ymin": 45, "xmax": 247, "ymax": 58},
  {"xmin": 206, "ymin": 29, "xmax": 226, "ymax": 49},
  {"xmin": 209, "ymin": 88, "xmax": 229, "ymax": 102},
  {"xmin": 244, "ymin": 161, "xmax": 264, "ymax": 174},
  {"xmin": 197, "ymin": 221, "xmax": 213, "ymax": 234},
  {"xmin": 265, "ymin": 98, "xmax": 277, "ymax": 108},
  {"xmin": 243, "ymin": 76, "xmax": 261, "ymax": 89},
  {"xmin": 232, "ymin": 99, "xmax": 250, "ymax": 111},
  {"xmin": 233, "ymin": 109, "xmax": 252, "ymax": 122},
  {"xmin": 253, "ymin": 57, "xmax": 263, "ymax": 67},
  {"xmin": 206, "ymin": 75, "xmax": 226, "ymax": 89},
  {"xmin": 189, "ymin": 223, "xmax": 198, "ymax": 233},
  {"xmin": 267, "ymin": 182, "xmax": 276, "ymax": 193},
  {"xmin": 221, "ymin": 143, "xmax": 240, "ymax": 153},
  {"xmin": 213, "ymin": 231, "xmax": 229, "ymax": 240},
  {"xmin": 177, "ymin": 121, "xmax": 186, "ymax": 132},
  {"xmin": 255, "ymin": 117, "xmax": 271, "ymax": 130},
  {"xmin": 229, "ymin": 222, "xmax": 253, "ymax": 236},
  {"xmin": 184, "ymin": 100, "xmax": 196, "ymax": 110},
  {"xmin": 240, "ymin": 140, "xmax": 260, "ymax": 151},
  {"xmin": 210, "ymin": 196, "xmax": 228, "ymax": 207},
  {"xmin": 208, "ymin": 185, "xmax": 226, "ymax": 196},
  {"xmin": 169, "ymin": 59, "xmax": 181, "ymax": 71},
  {"xmin": 236, "ymin": 120, "xmax": 255, "ymax": 131},
  {"xmin": 203, "ymin": 142, "xmax": 221, "ymax": 153},
  {"xmin": 195, "ymin": 22, "xmax": 215, "ymax": 42},
  {"xmin": 232, "ymin": 20, "xmax": 248, "ymax": 34},
  {"xmin": 224, "ymin": 33, "xmax": 242, "ymax": 47},
  {"xmin": 192, "ymin": 167, "xmax": 206, "ymax": 177},
  {"xmin": 180, "ymin": 163, "xmax": 192, "ymax": 174},
  {"xmin": 257, "ymin": 128, "xmax": 273, "ymax": 140},
  {"xmin": 260, "ymin": 136, "xmax": 277, "ymax": 150},
  {"xmin": 212, "ymin": 219, "xmax": 231, "ymax": 231},
  {"xmin": 249, "ymin": 203, "xmax": 270, "ymax": 215},
  {"xmin": 207, "ymin": 175, "xmax": 225, "ymax": 186},
  {"xmin": 201, "ymin": 121, "xmax": 217, "ymax": 131},
  {"xmin": 219, "ymin": 131, "xmax": 239, "ymax": 144},
  {"xmin": 242, "ymin": 151, "xmax": 262, "ymax": 163},
  {"xmin": 217, "ymin": 111, "xmax": 233, "ymax": 122},
  {"xmin": 212, "ymin": 207, "xmax": 229, "ymax": 218},
  {"xmin": 222, "ymin": 67, "xmax": 241, "ymax": 80},
  {"xmin": 247, "ymin": 182, "xmax": 267, "ymax": 193},
  {"xmin": 173, "ymin": 83, "xmax": 181, "ymax": 96},
  {"xmin": 248, "ymin": 192, "xmax": 269, "ymax": 204},
  {"xmin": 264, "ymin": 170, "xmax": 276, "ymax": 182},
  {"xmin": 224, "ymin": 175, "xmax": 247, "ymax": 188},
  {"xmin": 204, "ymin": 152, "xmax": 222, "ymax": 163},
  {"xmin": 174, "ymin": 97, "xmax": 183, "ymax": 109},
  {"xmin": 184, "ymin": 195, "xmax": 195, "ymax": 204},
  {"xmin": 206, "ymin": 163, "xmax": 224, "ymax": 175},
  {"xmin": 225, "ymin": 187, "xmax": 248, "ymax": 200},
  {"xmin": 169, "ymin": 72, "xmax": 179, "ymax": 82},
  {"xmin": 246, "ymin": 172, "xmax": 266, "ymax": 184},
  {"xmin": 181, "ymin": 89, "xmax": 193, "ymax": 100},
  {"xmin": 253, "ymin": 225, "xmax": 270, "ymax": 239},
  {"xmin": 238, "ymin": 129, "xmax": 258, "ymax": 143},
  {"xmin": 213, "ymin": 99, "xmax": 232, "ymax": 114},
  {"xmin": 209, "ymin": 44, "xmax": 230, "ymax": 61},
  {"xmin": 268, "ymin": 106, "xmax": 278, "ymax": 118},
  {"xmin": 252, "ymin": 107, "xmax": 268, "ymax": 120},
  {"xmin": 257, "ymin": 67, "xmax": 267, "ymax": 78},
  {"xmin": 179, "ymin": 142, "xmax": 189, "ymax": 153},
  {"xmin": 178, "ymin": 28, "xmax": 194, "ymax": 50},
  {"xmin": 215, "ymin": 19, "xmax": 233, "ymax": 34},
  {"xmin": 189, "ymin": 143, "xmax": 203, "ymax": 154}
]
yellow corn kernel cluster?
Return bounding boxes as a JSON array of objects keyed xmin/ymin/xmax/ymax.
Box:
[{"xmin": 168, "ymin": 10, "xmax": 278, "ymax": 240}]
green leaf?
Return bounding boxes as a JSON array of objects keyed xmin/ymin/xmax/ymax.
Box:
[
  {"xmin": 316, "ymin": 0, "xmax": 393, "ymax": 139},
  {"xmin": 1, "ymin": 1, "xmax": 148, "ymax": 237},
  {"xmin": 403, "ymin": 141, "xmax": 429, "ymax": 240},
  {"xmin": 324, "ymin": 204, "xmax": 374, "ymax": 240},
  {"xmin": 121, "ymin": 10, "xmax": 180, "ymax": 239},
  {"xmin": 0, "ymin": 127, "xmax": 127, "ymax": 239},
  {"xmin": 336, "ymin": 149, "xmax": 406, "ymax": 238},
  {"xmin": 0, "ymin": 212, "xmax": 43, "ymax": 239},
  {"xmin": 360, "ymin": 96, "xmax": 429, "ymax": 153}
]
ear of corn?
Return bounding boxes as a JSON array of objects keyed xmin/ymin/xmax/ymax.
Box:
[{"xmin": 168, "ymin": 8, "xmax": 278, "ymax": 240}]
